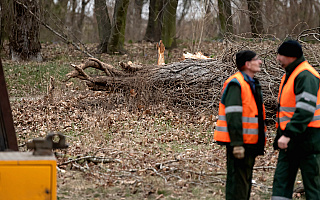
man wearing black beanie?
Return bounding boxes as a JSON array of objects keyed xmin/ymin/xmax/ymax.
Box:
[
  {"xmin": 272, "ymin": 40, "xmax": 320, "ymax": 199},
  {"xmin": 214, "ymin": 50, "xmax": 266, "ymax": 200}
]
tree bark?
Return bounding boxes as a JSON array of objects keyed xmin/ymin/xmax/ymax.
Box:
[
  {"xmin": 247, "ymin": 0, "xmax": 264, "ymax": 37},
  {"xmin": 107, "ymin": 0, "xmax": 130, "ymax": 54},
  {"xmin": 77, "ymin": 0, "xmax": 90, "ymax": 39},
  {"xmin": 94, "ymin": 0, "xmax": 112, "ymax": 53},
  {"xmin": 1, "ymin": 0, "xmax": 13, "ymax": 48},
  {"xmin": 9, "ymin": 0, "xmax": 42, "ymax": 61},
  {"xmin": 144, "ymin": 0, "xmax": 163, "ymax": 42},
  {"xmin": 177, "ymin": 0, "xmax": 191, "ymax": 27},
  {"xmin": 54, "ymin": 0, "xmax": 69, "ymax": 28},
  {"xmin": 0, "ymin": 0, "xmax": 4, "ymax": 48},
  {"xmin": 125, "ymin": 0, "xmax": 144, "ymax": 41},
  {"xmin": 65, "ymin": 57, "xmax": 280, "ymax": 117},
  {"xmin": 70, "ymin": 0, "xmax": 78, "ymax": 39},
  {"xmin": 218, "ymin": 0, "xmax": 233, "ymax": 35},
  {"xmin": 161, "ymin": 0, "xmax": 178, "ymax": 49},
  {"xmin": 38, "ymin": 0, "xmax": 57, "ymax": 42}
]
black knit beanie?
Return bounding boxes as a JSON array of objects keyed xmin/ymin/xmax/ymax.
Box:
[
  {"xmin": 277, "ymin": 40, "xmax": 303, "ymax": 58},
  {"xmin": 236, "ymin": 50, "xmax": 256, "ymax": 69}
]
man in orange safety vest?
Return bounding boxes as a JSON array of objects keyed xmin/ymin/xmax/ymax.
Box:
[
  {"xmin": 214, "ymin": 50, "xmax": 266, "ymax": 200},
  {"xmin": 272, "ymin": 40, "xmax": 320, "ymax": 200}
]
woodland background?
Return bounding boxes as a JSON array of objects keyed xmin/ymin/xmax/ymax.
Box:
[
  {"xmin": 0, "ymin": 0, "xmax": 320, "ymax": 199},
  {"xmin": 1, "ymin": 0, "xmax": 320, "ymax": 60}
]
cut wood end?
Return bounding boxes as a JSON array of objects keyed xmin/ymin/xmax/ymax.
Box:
[{"xmin": 182, "ymin": 52, "xmax": 212, "ymax": 60}]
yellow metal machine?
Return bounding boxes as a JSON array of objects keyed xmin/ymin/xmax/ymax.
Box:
[
  {"xmin": 0, "ymin": 57, "xmax": 68, "ymax": 199},
  {"xmin": 0, "ymin": 152, "xmax": 57, "ymax": 200},
  {"xmin": 0, "ymin": 133, "xmax": 68, "ymax": 200}
]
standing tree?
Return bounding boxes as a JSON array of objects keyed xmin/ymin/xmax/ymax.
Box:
[
  {"xmin": 70, "ymin": 0, "xmax": 78, "ymax": 36},
  {"xmin": 9, "ymin": 0, "xmax": 42, "ymax": 61},
  {"xmin": 107, "ymin": 0, "xmax": 130, "ymax": 54},
  {"xmin": 177, "ymin": 0, "xmax": 191, "ymax": 27},
  {"xmin": 94, "ymin": 0, "xmax": 111, "ymax": 53},
  {"xmin": 247, "ymin": 0, "xmax": 264, "ymax": 36},
  {"xmin": 77, "ymin": 0, "xmax": 91, "ymax": 39},
  {"xmin": 218, "ymin": 0, "xmax": 233, "ymax": 35},
  {"xmin": 161, "ymin": 0, "xmax": 178, "ymax": 49},
  {"xmin": 144, "ymin": 0, "xmax": 163, "ymax": 42},
  {"xmin": 0, "ymin": 1, "xmax": 4, "ymax": 48},
  {"xmin": 125, "ymin": 0, "xmax": 145, "ymax": 41}
]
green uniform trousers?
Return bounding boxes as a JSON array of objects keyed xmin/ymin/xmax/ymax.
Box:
[
  {"xmin": 226, "ymin": 147, "xmax": 256, "ymax": 200},
  {"xmin": 272, "ymin": 149, "xmax": 320, "ymax": 200}
]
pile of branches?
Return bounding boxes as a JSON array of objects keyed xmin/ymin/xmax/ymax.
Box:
[{"xmin": 66, "ymin": 35, "xmax": 320, "ymax": 126}]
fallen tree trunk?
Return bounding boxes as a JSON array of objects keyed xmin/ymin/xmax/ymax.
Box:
[
  {"xmin": 66, "ymin": 56, "xmax": 282, "ymax": 125},
  {"xmin": 65, "ymin": 31, "xmax": 320, "ymax": 121}
]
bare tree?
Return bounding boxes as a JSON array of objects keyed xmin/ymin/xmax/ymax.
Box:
[
  {"xmin": 9, "ymin": 0, "xmax": 42, "ymax": 61},
  {"xmin": 108, "ymin": 0, "xmax": 130, "ymax": 54},
  {"xmin": 161, "ymin": 0, "xmax": 178, "ymax": 48},
  {"xmin": 77, "ymin": 0, "xmax": 90, "ymax": 38},
  {"xmin": 95, "ymin": 0, "xmax": 111, "ymax": 53},
  {"xmin": 177, "ymin": 0, "xmax": 191, "ymax": 27},
  {"xmin": 218, "ymin": 0, "xmax": 233, "ymax": 35},
  {"xmin": 247, "ymin": 0, "xmax": 264, "ymax": 36},
  {"xmin": 54, "ymin": 0, "xmax": 69, "ymax": 27},
  {"xmin": 144, "ymin": 0, "xmax": 164, "ymax": 42},
  {"xmin": 70, "ymin": 0, "xmax": 78, "ymax": 35},
  {"xmin": 125, "ymin": 0, "xmax": 145, "ymax": 42},
  {"xmin": 0, "ymin": 1, "xmax": 5, "ymax": 48}
]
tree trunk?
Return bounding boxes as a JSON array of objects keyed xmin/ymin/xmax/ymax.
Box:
[
  {"xmin": 0, "ymin": 9, "xmax": 2, "ymax": 49},
  {"xmin": 1, "ymin": 0, "xmax": 13, "ymax": 47},
  {"xmin": 125, "ymin": 0, "xmax": 144, "ymax": 42},
  {"xmin": 0, "ymin": 1, "xmax": 3, "ymax": 48},
  {"xmin": 144, "ymin": 0, "xmax": 163, "ymax": 42},
  {"xmin": 54, "ymin": 0, "xmax": 69, "ymax": 28},
  {"xmin": 161, "ymin": 0, "xmax": 178, "ymax": 49},
  {"xmin": 247, "ymin": 0, "xmax": 264, "ymax": 37},
  {"xmin": 77, "ymin": 0, "xmax": 90, "ymax": 40},
  {"xmin": 94, "ymin": 0, "xmax": 112, "ymax": 53},
  {"xmin": 38, "ymin": 0, "xmax": 56, "ymax": 42},
  {"xmin": 218, "ymin": 0, "xmax": 233, "ymax": 35},
  {"xmin": 107, "ymin": 0, "xmax": 130, "ymax": 54},
  {"xmin": 177, "ymin": 0, "xmax": 191, "ymax": 27},
  {"xmin": 70, "ymin": 0, "xmax": 78, "ymax": 40},
  {"xmin": 9, "ymin": 0, "xmax": 42, "ymax": 61},
  {"xmin": 65, "ymin": 57, "xmax": 280, "ymax": 117}
]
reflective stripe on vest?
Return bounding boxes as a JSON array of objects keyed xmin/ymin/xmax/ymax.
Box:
[
  {"xmin": 214, "ymin": 72, "xmax": 266, "ymax": 144},
  {"xmin": 276, "ymin": 61, "xmax": 320, "ymax": 130}
]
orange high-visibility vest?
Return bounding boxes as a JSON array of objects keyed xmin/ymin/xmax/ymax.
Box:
[
  {"xmin": 276, "ymin": 61, "xmax": 320, "ymax": 130},
  {"xmin": 214, "ymin": 72, "xmax": 266, "ymax": 144}
]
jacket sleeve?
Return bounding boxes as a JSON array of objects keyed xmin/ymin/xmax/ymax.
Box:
[
  {"xmin": 284, "ymin": 70, "xmax": 320, "ymax": 138},
  {"xmin": 224, "ymin": 82, "xmax": 243, "ymax": 146}
]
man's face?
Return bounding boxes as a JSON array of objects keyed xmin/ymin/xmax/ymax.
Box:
[
  {"xmin": 247, "ymin": 56, "xmax": 262, "ymax": 73},
  {"xmin": 276, "ymin": 54, "xmax": 296, "ymax": 68}
]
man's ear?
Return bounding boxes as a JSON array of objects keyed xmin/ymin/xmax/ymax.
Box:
[{"xmin": 243, "ymin": 61, "xmax": 250, "ymax": 69}]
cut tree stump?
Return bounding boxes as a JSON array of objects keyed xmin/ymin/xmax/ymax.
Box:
[{"xmin": 156, "ymin": 40, "xmax": 165, "ymax": 65}]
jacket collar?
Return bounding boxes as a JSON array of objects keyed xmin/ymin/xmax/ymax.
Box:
[
  {"xmin": 285, "ymin": 56, "xmax": 306, "ymax": 74},
  {"xmin": 240, "ymin": 71, "xmax": 260, "ymax": 85}
]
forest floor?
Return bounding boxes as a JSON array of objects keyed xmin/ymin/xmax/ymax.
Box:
[{"xmin": 2, "ymin": 40, "xmax": 306, "ymax": 199}]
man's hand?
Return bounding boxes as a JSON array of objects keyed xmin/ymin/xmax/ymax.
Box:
[
  {"xmin": 233, "ymin": 146, "xmax": 245, "ymax": 159},
  {"xmin": 277, "ymin": 135, "xmax": 290, "ymax": 149}
]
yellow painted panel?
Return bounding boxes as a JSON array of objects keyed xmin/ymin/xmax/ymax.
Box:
[
  {"xmin": 18, "ymin": 160, "xmax": 57, "ymax": 165},
  {"xmin": 0, "ymin": 165, "xmax": 54, "ymax": 200},
  {"xmin": 0, "ymin": 160, "xmax": 18, "ymax": 165}
]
